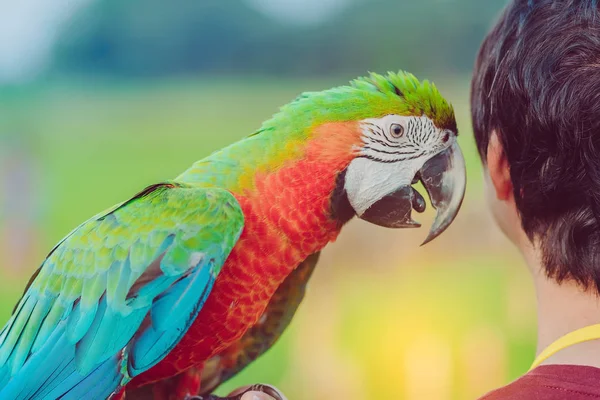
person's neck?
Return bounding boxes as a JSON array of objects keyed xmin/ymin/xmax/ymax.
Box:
[{"xmin": 523, "ymin": 244, "xmax": 600, "ymax": 368}]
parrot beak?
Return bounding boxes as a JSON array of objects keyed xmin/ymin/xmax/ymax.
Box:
[
  {"xmin": 419, "ymin": 142, "xmax": 466, "ymax": 245},
  {"xmin": 359, "ymin": 142, "xmax": 466, "ymax": 244}
]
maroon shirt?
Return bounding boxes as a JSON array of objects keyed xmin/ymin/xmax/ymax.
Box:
[{"xmin": 480, "ymin": 365, "xmax": 600, "ymax": 399}]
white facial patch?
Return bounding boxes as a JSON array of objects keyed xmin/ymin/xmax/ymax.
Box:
[
  {"xmin": 343, "ymin": 113, "xmax": 455, "ymax": 216},
  {"xmin": 344, "ymin": 156, "xmax": 424, "ymax": 216}
]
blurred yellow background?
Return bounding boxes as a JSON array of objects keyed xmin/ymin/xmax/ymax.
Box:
[{"xmin": 0, "ymin": 0, "xmax": 536, "ymax": 399}]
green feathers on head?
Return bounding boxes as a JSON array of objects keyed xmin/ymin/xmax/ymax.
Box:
[
  {"xmin": 350, "ymin": 71, "xmax": 457, "ymax": 132},
  {"xmin": 263, "ymin": 70, "xmax": 457, "ymax": 137}
]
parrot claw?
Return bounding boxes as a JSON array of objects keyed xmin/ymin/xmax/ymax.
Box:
[{"xmin": 187, "ymin": 384, "xmax": 286, "ymax": 400}]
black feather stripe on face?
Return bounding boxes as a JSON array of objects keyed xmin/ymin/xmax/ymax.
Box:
[
  {"xmin": 330, "ymin": 169, "xmax": 355, "ymax": 226},
  {"xmin": 360, "ymin": 115, "xmax": 450, "ymax": 163}
]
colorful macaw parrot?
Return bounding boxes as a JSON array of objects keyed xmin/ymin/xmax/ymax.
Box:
[{"xmin": 0, "ymin": 71, "xmax": 466, "ymax": 400}]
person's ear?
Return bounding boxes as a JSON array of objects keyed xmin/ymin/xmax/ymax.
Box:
[{"xmin": 487, "ymin": 131, "xmax": 513, "ymax": 201}]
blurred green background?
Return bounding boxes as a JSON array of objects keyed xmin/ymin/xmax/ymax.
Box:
[{"xmin": 0, "ymin": 0, "xmax": 537, "ymax": 399}]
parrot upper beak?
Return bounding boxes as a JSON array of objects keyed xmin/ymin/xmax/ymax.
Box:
[
  {"xmin": 359, "ymin": 142, "xmax": 466, "ymax": 244},
  {"xmin": 419, "ymin": 142, "xmax": 466, "ymax": 245}
]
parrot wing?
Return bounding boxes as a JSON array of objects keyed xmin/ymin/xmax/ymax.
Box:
[{"xmin": 0, "ymin": 182, "xmax": 244, "ymax": 400}]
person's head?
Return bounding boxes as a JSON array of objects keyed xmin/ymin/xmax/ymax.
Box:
[{"xmin": 471, "ymin": 0, "xmax": 600, "ymax": 292}]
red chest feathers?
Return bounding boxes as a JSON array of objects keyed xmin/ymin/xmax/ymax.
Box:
[{"xmin": 134, "ymin": 157, "xmax": 347, "ymax": 385}]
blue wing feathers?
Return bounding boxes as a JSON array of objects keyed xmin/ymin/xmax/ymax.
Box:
[
  {"xmin": 11, "ymin": 295, "xmax": 53, "ymax": 374},
  {"xmin": 0, "ymin": 295, "xmax": 34, "ymax": 367},
  {"xmin": 2, "ymin": 325, "xmax": 70, "ymax": 399},
  {"xmin": 0, "ymin": 366, "xmax": 9, "ymax": 389},
  {"xmin": 66, "ymin": 299, "xmax": 99, "ymax": 343},
  {"xmin": 32, "ymin": 302, "xmax": 67, "ymax": 354},
  {"xmin": 59, "ymin": 356, "xmax": 121, "ymax": 400},
  {"xmin": 128, "ymin": 262, "xmax": 214, "ymax": 375},
  {"xmin": 107, "ymin": 259, "xmax": 130, "ymax": 308},
  {"xmin": 0, "ymin": 259, "xmax": 218, "ymax": 400},
  {"xmin": 153, "ymin": 259, "xmax": 214, "ymax": 333},
  {"xmin": 75, "ymin": 296, "xmax": 148, "ymax": 375},
  {"xmin": 35, "ymin": 355, "xmax": 77, "ymax": 400}
]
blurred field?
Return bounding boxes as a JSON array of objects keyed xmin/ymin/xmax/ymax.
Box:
[{"xmin": 0, "ymin": 77, "xmax": 536, "ymax": 399}]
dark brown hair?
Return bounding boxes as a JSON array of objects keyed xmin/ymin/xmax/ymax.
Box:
[{"xmin": 472, "ymin": 0, "xmax": 600, "ymax": 292}]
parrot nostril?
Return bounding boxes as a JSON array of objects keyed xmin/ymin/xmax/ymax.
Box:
[{"xmin": 442, "ymin": 132, "xmax": 450, "ymax": 143}]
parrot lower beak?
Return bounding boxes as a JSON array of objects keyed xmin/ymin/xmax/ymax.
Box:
[{"xmin": 359, "ymin": 142, "xmax": 466, "ymax": 244}]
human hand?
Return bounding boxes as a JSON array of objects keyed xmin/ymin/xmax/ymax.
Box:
[
  {"xmin": 188, "ymin": 383, "xmax": 286, "ymax": 400},
  {"xmin": 229, "ymin": 384, "xmax": 286, "ymax": 400},
  {"xmin": 239, "ymin": 392, "xmax": 276, "ymax": 400}
]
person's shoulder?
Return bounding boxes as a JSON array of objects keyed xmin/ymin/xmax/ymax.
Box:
[
  {"xmin": 478, "ymin": 378, "xmax": 560, "ymax": 400},
  {"xmin": 479, "ymin": 365, "xmax": 600, "ymax": 400}
]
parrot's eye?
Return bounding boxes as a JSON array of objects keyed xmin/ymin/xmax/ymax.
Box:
[{"xmin": 390, "ymin": 123, "xmax": 404, "ymax": 138}]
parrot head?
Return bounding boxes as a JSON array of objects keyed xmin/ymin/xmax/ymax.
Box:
[
  {"xmin": 344, "ymin": 110, "xmax": 465, "ymax": 245},
  {"xmin": 342, "ymin": 72, "xmax": 465, "ymax": 244},
  {"xmin": 269, "ymin": 71, "xmax": 466, "ymax": 244}
]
